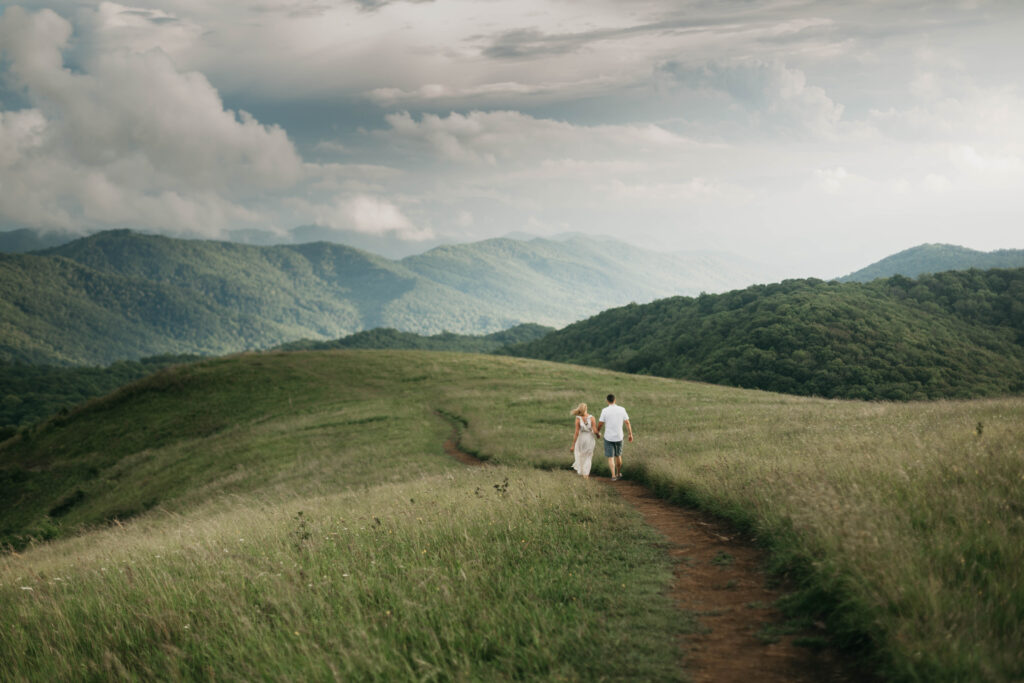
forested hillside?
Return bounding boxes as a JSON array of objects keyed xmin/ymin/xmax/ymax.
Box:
[
  {"xmin": 0, "ymin": 355, "xmax": 198, "ymax": 438},
  {"xmin": 840, "ymin": 243, "xmax": 1024, "ymax": 282},
  {"xmin": 507, "ymin": 268, "xmax": 1024, "ymax": 400},
  {"xmin": 277, "ymin": 323, "xmax": 552, "ymax": 353},
  {"xmin": 1, "ymin": 231, "xmax": 766, "ymax": 365}
]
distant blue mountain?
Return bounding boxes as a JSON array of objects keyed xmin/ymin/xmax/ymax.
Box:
[{"xmin": 839, "ymin": 243, "xmax": 1024, "ymax": 282}]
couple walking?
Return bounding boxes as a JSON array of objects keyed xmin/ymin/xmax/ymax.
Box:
[{"xmin": 570, "ymin": 394, "xmax": 633, "ymax": 480}]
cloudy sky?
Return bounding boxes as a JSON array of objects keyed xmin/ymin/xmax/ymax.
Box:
[{"xmin": 1, "ymin": 1, "xmax": 1022, "ymax": 276}]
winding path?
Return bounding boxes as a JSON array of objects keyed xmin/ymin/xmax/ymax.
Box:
[{"xmin": 439, "ymin": 415, "xmax": 861, "ymax": 682}]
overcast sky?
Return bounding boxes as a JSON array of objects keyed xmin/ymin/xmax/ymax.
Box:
[{"xmin": 1, "ymin": 1, "xmax": 1023, "ymax": 277}]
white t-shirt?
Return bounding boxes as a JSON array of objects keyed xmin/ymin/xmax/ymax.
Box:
[{"xmin": 599, "ymin": 404, "xmax": 629, "ymax": 442}]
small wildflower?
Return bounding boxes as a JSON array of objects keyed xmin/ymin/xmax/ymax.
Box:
[
  {"xmin": 184, "ymin": 625, "xmax": 190, "ymax": 630},
  {"xmin": 342, "ymin": 573, "xmax": 350, "ymax": 578},
  {"xmin": 294, "ymin": 631, "xmax": 300, "ymax": 636},
  {"xmin": 20, "ymin": 586, "xmax": 33, "ymax": 591}
]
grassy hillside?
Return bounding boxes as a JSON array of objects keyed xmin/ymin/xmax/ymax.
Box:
[
  {"xmin": 507, "ymin": 269, "xmax": 1024, "ymax": 400},
  {"xmin": 840, "ymin": 243, "xmax": 1024, "ymax": 282},
  {"xmin": 2, "ymin": 351, "xmax": 1023, "ymax": 680},
  {"xmin": 1, "ymin": 230, "xmax": 770, "ymax": 365},
  {"xmin": 0, "ymin": 325, "xmax": 551, "ymax": 435},
  {"xmin": 0, "ymin": 352, "xmax": 686, "ymax": 681}
]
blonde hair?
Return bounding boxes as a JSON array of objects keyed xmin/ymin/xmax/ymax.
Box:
[{"xmin": 570, "ymin": 403, "xmax": 588, "ymax": 417}]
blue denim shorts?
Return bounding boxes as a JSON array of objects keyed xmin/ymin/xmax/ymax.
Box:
[{"xmin": 604, "ymin": 439, "xmax": 623, "ymax": 459}]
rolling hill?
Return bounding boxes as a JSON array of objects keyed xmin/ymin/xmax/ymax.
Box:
[
  {"xmin": 506, "ymin": 268, "xmax": 1024, "ymax": 400},
  {"xmin": 0, "ymin": 324, "xmax": 551, "ymax": 434},
  {"xmin": 839, "ymin": 243, "xmax": 1024, "ymax": 282},
  {"xmin": 2, "ymin": 350, "xmax": 1022, "ymax": 680},
  {"xmin": 1, "ymin": 230, "xmax": 770, "ymax": 365}
]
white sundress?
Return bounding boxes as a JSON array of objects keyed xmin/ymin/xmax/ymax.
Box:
[{"xmin": 572, "ymin": 415, "xmax": 596, "ymax": 476}]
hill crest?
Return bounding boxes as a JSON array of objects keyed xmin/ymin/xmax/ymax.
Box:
[{"xmin": 839, "ymin": 243, "xmax": 1024, "ymax": 282}]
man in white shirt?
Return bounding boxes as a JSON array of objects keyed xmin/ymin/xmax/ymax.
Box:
[{"xmin": 597, "ymin": 394, "xmax": 633, "ymax": 481}]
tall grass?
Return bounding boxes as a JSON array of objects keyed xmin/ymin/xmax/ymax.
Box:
[
  {"xmin": 443, "ymin": 356, "xmax": 1024, "ymax": 681},
  {"xmin": 1, "ymin": 352, "xmax": 691, "ymax": 681},
  {"xmin": 1, "ymin": 468, "xmax": 685, "ymax": 681},
  {"xmin": 3, "ymin": 350, "xmax": 1022, "ymax": 680}
]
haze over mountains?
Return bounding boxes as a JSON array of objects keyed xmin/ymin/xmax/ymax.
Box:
[{"xmin": 0, "ymin": 230, "xmax": 774, "ymax": 365}]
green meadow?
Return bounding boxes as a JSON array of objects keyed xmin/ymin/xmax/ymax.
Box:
[{"xmin": 2, "ymin": 350, "xmax": 1023, "ymax": 681}]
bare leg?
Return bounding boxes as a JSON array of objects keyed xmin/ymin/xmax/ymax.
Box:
[{"xmin": 615, "ymin": 455, "xmax": 623, "ymax": 478}]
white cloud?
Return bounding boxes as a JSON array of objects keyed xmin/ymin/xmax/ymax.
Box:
[
  {"xmin": 366, "ymin": 76, "xmax": 617, "ymax": 107},
  {"xmin": 605, "ymin": 178, "xmax": 724, "ymax": 202},
  {"xmin": 381, "ymin": 110, "xmax": 699, "ymax": 165},
  {"xmin": 307, "ymin": 195, "xmax": 434, "ymax": 241},
  {"xmin": 2, "ymin": 0, "xmax": 1023, "ymax": 274},
  {"xmin": 814, "ymin": 166, "xmax": 848, "ymax": 194},
  {"xmin": 78, "ymin": 2, "xmax": 202, "ymax": 59},
  {"xmin": 659, "ymin": 59, "xmax": 844, "ymax": 136},
  {"xmin": 0, "ymin": 5, "xmax": 302, "ymax": 234},
  {"xmin": 948, "ymin": 145, "xmax": 1023, "ymax": 175},
  {"xmin": 921, "ymin": 174, "xmax": 952, "ymax": 193}
]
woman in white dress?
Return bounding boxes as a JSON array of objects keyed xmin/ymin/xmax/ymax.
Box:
[{"xmin": 569, "ymin": 403, "xmax": 598, "ymax": 478}]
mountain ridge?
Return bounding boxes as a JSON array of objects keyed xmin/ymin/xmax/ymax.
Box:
[{"xmin": 3, "ymin": 229, "xmax": 769, "ymax": 365}]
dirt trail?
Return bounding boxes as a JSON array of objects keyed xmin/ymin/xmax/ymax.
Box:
[
  {"xmin": 439, "ymin": 415, "xmax": 859, "ymax": 681},
  {"xmin": 441, "ymin": 421, "xmax": 487, "ymax": 467},
  {"xmin": 608, "ymin": 479, "xmax": 858, "ymax": 682}
]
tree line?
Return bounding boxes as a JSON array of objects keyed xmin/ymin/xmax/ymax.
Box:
[{"xmin": 505, "ymin": 269, "xmax": 1024, "ymax": 401}]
